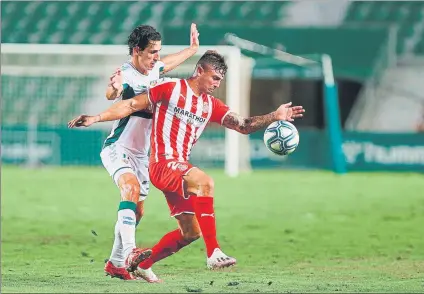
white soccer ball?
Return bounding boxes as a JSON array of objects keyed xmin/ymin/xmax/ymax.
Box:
[{"xmin": 263, "ymin": 121, "xmax": 300, "ymax": 156}]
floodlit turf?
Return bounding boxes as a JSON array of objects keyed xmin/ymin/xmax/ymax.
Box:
[{"xmin": 2, "ymin": 166, "xmax": 424, "ymax": 293}]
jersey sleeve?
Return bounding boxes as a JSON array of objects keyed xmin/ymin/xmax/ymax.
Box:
[
  {"xmin": 148, "ymin": 80, "xmax": 177, "ymax": 105},
  {"xmin": 210, "ymin": 97, "xmax": 231, "ymax": 125},
  {"xmin": 120, "ymin": 63, "xmax": 134, "ymax": 87}
]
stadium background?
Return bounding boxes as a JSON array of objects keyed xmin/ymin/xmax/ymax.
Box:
[
  {"xmin": 3, "ymin": 0, "xmax": 424, "ymax": 171},
  {"xmin": 2, "ymin": 1, "xmax": 424, "ymax": 293}
]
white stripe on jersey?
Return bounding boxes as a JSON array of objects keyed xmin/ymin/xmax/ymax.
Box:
[
  {"xmin": 176, "ymin": 84, "xmax": 192, "ymax": 161},
  {"xmin": 185, "ymin": 87, "xmax": 206, "ymax": 159},
  {"xmin": 190, "ymin": 95, "xmax": 213, "ymax": 157},
  {"xmin": 165, "ymin": 82, "xmax": 181, "ymax": 160}
]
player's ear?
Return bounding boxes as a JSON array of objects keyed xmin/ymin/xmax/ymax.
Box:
[
  {"xmin": 197, "ymin": 65, "xmax": 204, "ymax": 75},
  {"xmin": 133, "ymin": 46, "xmax": 140, "ymax": 55}
]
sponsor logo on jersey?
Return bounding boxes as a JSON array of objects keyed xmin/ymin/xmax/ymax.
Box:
[
  {"xmin": 167, "ymin": 161, "xmax": 189, "ymax": 172},
  {"xmin": 178, "ymin": 163, "xmax": 188, "ymax": 171},
  {"xmin": 174, "ymin": 106, "xmax": 206, "ymax": 126}
]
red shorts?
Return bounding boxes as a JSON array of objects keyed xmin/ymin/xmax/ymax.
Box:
[{"xmin": 149, "ymin": 160, "xmax": 196, "ymax": 217}]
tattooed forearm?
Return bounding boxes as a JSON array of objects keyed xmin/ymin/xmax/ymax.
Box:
[{"xmin": 223, "ymin": 112, "xmax": 277, "ymax": 134}]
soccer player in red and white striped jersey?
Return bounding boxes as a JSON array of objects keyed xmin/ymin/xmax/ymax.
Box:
[{"xmin": 69, "ymin": 51, "xmax": 305, "ymax": 281}]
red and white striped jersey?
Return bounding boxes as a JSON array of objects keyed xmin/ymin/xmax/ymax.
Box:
[{"xmin": 148, "ymin": 79, "xmax": 230, "ymax": 163}]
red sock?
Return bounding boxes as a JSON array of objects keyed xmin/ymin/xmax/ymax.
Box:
[
  {"xmin": 195, "ymin": 196, "xmax": 220, "ymax": 257},
  {"xmin": 138, "ymin": 229, "xmax": 190, "ymax": 269}
]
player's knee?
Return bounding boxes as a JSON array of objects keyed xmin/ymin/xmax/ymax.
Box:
[
  {"xmin": 197, "ymin": 176, "xmax": 214, "ymax": 196},
  {"xmin": 120, "ymin": 182, "xmax": 140, "ymax": 203}
]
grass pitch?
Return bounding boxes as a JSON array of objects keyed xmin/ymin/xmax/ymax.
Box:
[{"xmin": 2, "ymin": 166, "xmax": 424, "ymax": 293}]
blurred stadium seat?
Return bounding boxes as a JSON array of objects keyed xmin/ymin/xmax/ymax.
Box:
[
  {"xmin": 1, "ymin": 75, "xmax": 97, "ymax": 126},
  {"xmin": 1, "ymin": 1, "xmax": 288, "ymax": 44},
  {"xmin": 344, "ymin": 1, "xmax": 424, "ymax": 54},
  {"xmin": 3, "ymin": 1, "xmax": 423, "ymax": 55}
]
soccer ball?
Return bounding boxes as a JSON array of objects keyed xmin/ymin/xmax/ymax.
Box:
[{"xmin": 263, "ymin": 121, "xmax": 299, "ymax": 155}]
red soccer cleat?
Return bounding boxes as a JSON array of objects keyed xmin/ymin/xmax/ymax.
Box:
[
  {"xmin": 104, "ymin": 260, "xmax": 136, "ymax": 280},
  {"xmin": 125, "ymin": 248, "xmax": 152, "ymax": 273}
]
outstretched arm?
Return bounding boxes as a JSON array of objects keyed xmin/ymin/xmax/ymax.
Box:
[
  {"xmin": 160, "ymin": 23, "xmax": 199, "ymax": 74},
  {"xmin": 222, "ymin": 102, "xmax": 305, "ymax": 134},
  {"xmin": 68, "ymin": 93, "xmax": 149, "ymax": 128}
]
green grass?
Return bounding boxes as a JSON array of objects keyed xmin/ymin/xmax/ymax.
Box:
[{"xmin": 2, "ymin": 166, "xmax": 424, "ymax": 293}]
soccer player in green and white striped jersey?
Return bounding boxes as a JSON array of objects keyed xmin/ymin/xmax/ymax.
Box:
[{"xmin": 101, "ymin": 24, "xmax": 199, "ymax": 282}]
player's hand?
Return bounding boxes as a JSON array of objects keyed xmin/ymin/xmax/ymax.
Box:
[
  {"xmin": 108, "ymin": 68, "xmax": 123, "ymax": 95},
  {"xmin": 275, "ymin": 102, "xmax": 305, "ymax": 122},
  {"xmin": 67, "ymin": 115, "xmax": 100, "ymax": 128},
  {"xmin": 190, "ymin": 23, "xmax": 199, "ymax": 51}
]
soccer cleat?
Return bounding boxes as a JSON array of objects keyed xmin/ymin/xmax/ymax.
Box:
[
  {"xmin": 125, "ymin": 248, "xmax": 152, "ymax": 273},
  {"xmin": 133, "ymin": 267, "xmax": 163, "ymax": 283},
  {"xmin": 206, "ymin": 248, "xmax": 237, "ymax": 269},
  {"xmin": 104, "ymin": 260, "xmax": 136, "ymax": 280}
]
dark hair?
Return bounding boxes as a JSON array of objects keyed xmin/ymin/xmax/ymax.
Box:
[
  {"xmin": 128, "ymin": 25, "xmax": 161, "ymax": 55},
  {"xmin": 197, "ymin": 50, "xmax": 228, "ymax": 76}
]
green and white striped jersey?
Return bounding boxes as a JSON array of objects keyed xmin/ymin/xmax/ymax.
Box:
[{"xmin": 103, "ymin": 60, "xmax": 165, "ymax": 157}]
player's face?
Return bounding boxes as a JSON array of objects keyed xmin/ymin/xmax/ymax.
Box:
[
  {"xmin": 136, "ymin": 40, "xmax": 162, "ymax": 71},
  {"xmin": 198, "ymin": 65, "xmax": 224, "ymax": 94}
]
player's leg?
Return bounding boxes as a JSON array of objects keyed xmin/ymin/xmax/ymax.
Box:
[
  {"xmin": 100, "ymin": 145, "xmax": 151, "ymax": 276},
  {"xmin": 136, "ymin": 212, "xmax": 201, "ymax": 282},
  {"xmin": 104, "ymin": 189, "xmax": 143, "ymax": 279},
  {"xmin": 131, "ymin": 161, "xmax": 163, "ymax": 281},
  {"xmin": 104, "ymin": 220, "xmax": 132, "ymax": 279},
  {"xmin": 139, "ymin": 212, "xmax": 201, "ymax": 269},
  {"xmin": 108, "ymin": 176, "xmax": 142, "ymax": 269},
  {"xmin": 116, "ymin": 172, "xmax": 140, "ymax": 257},
  {"xmin": 100, "ymin": 145, "xmax": 132, "ymax": 279},
  {"xmin": 106, "ymin": 186, "xmax": 145, "ymax": 279},
  {"xmin": 134, "ymin": 161, "xmax": 201, "ymax": 282},
  {"xmin": 183, "ymin": 168, "xmax": 236, "ymax": 269},
  {"xmin": 116, "ymin": 172, "xmax": 152, "ymax": 272}
]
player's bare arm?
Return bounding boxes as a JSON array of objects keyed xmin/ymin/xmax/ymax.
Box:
[
  {"xmin": 68, "ymin": 93, "xmax": 149, "ymax": 128},
  {"xmin": 105, "ymin": 69, "xmax": 123, "ymax": 100},
  {"xmin": 222, "ymin": 102, "xmax": 305, "ymax": 134},
  {"xmin": 160, "ymin": 23, "xmax": 199, "ymax": 73}
]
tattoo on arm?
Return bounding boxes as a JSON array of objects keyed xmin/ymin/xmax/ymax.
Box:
[{"xmin": 223, "ymin": 112, "xmax": 277, "ymax": 134}]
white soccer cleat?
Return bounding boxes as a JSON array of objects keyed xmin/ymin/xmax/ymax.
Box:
[
  {"xmin": 207, "ymin": 248, "xmax": 237, "ymax": 269},
  {"xmin": 133, "ymin": 267, "xmax": 162, "ymax": 283}
]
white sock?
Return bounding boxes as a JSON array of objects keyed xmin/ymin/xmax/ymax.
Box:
[
  {"xmin": 118, "ymin": 209, "xmax": 136, "ymax": 260},
  {"xmin": 109, "ymin": 221, "xmax": 124, "ymax": 267}
]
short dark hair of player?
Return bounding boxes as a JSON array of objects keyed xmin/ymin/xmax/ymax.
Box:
[
  {"xmin": 197, "ymin": 50, "xmax": 228, "ymax": 76},
  {"xmin": 128, "ymin": 25, "xmax": 162, "ymax": 55}
]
